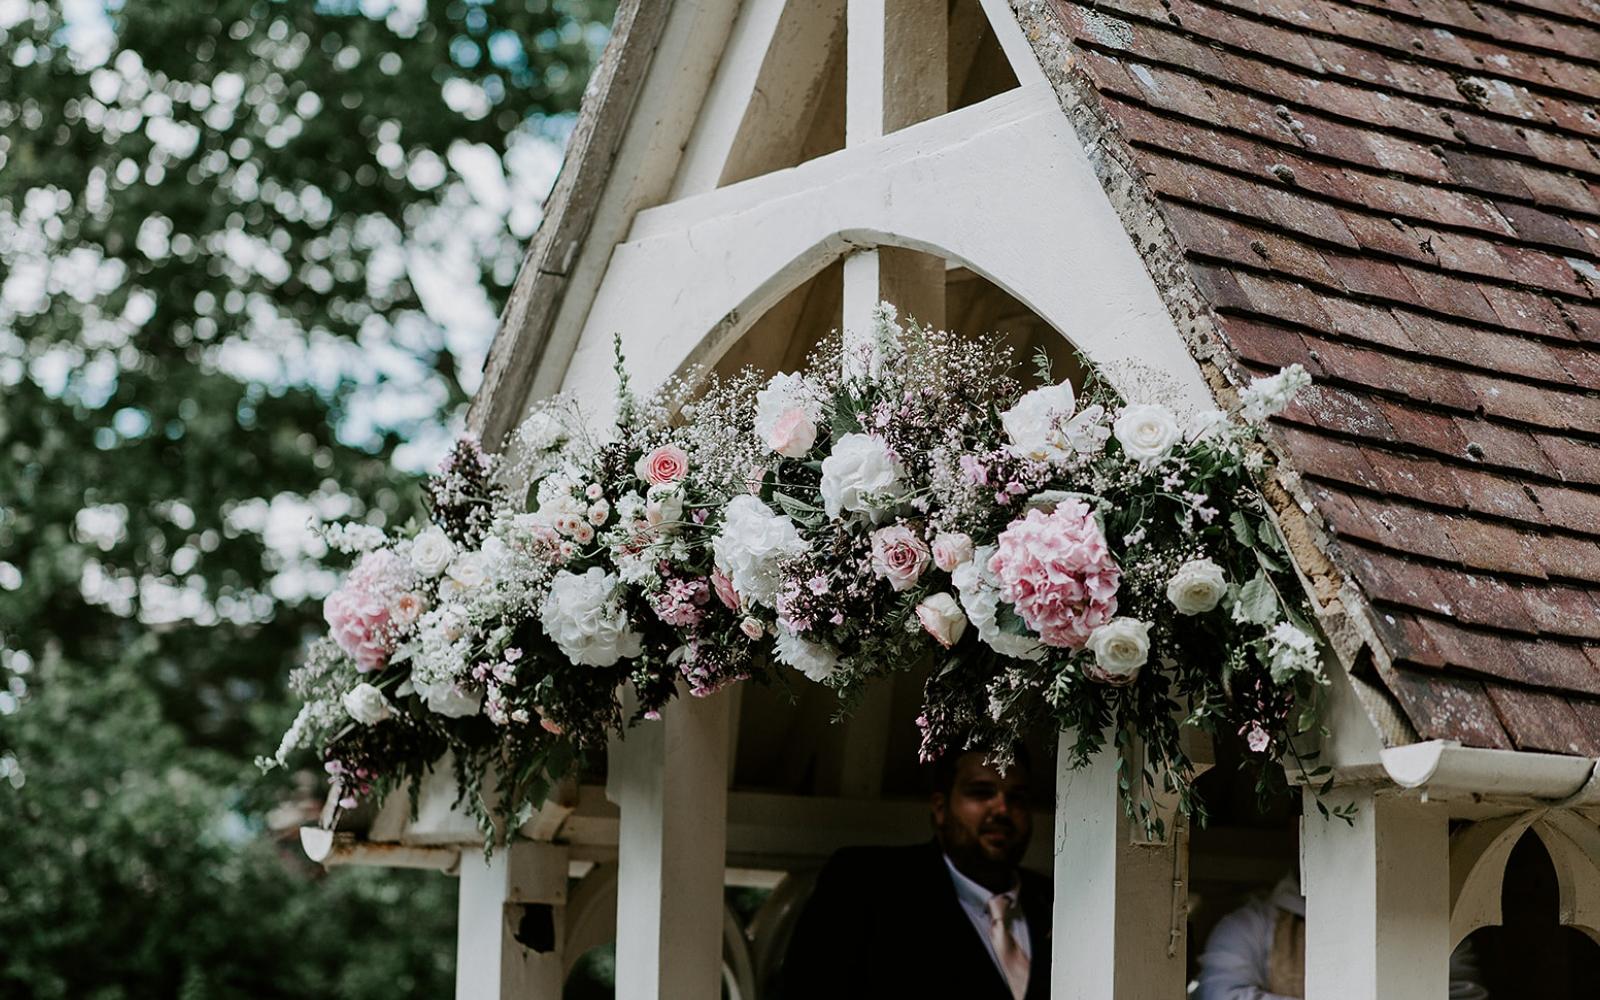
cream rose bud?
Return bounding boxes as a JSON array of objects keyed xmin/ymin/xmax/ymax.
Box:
[
  {"xmin": 342, "ymin": 683, "xmax": 393, "ymax": 725},
  {"xmin": 931, "ymin": 532, "xmax": 974, "ymax": 572},
  {"xmin": 1166, "ymin": 559, "xmax": 1227, "ymax": 615},
  {"xmin": 768, "ymin": 407, "xmax": 818, "ymax": 458},
  {"xmin": 1000, "ymin": 381, "xmax": 1077, "ymax": 464},
  {"xmin": 410, "ymin": 526, "xmax": 455, "ymax": 577},
  {"xmin": 1085, "ymin": 618, "xmax": 1152, "ymax": 683},
  {"xmin": 1113, "ymin": 403, "xmax": 1182, "ymax": 467},
  {"xmin": 645, "ymin": 484, "xmax": 684, "ymax": 528},
  {"xmin": 869, "ymin": 525, "xmax": 931, "ymax": 591},
  {"xmin": 915, "ymin": 593, "xmax": 968, "ymax": 649}
]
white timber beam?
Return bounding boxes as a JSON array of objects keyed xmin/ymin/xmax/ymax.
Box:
[
  {"xmin": 1302, "ymin": 788, "xmax": 1450, "ymax": 1000},
  {"xmin": 608, "ymin": 688, "xmax": 732, "ymax": 1000},
  {"xmin": 979, "ymin": 0, "xmax": 1048, "ymax": 88},
  {"xmin": 456, "ymin": 840, "xmax": 571, "ymax": 1000},
  {"xmin": 1050, "ymin": 733, "xmax": 1189, "ymax": 999}
]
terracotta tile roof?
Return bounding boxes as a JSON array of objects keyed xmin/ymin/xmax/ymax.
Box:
[{"xmin": 1047, "ymin": 0, "xmax": 1600, "ymax": 753}]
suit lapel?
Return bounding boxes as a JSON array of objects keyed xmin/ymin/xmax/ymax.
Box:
[
  {"xmin": 1019, "ymin": 872, "xmax": 1053, "ymax": 1000},
  {"xmin": 924, "ymin": 842, "xmax": 1023, "ymax": 1000}
]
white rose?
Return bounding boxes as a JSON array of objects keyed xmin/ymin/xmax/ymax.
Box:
[
  {"xmin": 1166, "ymin": 559, "xmax": 1227, "ymax": 615},
  {"xmin": 952, "ymin": 548, "xmax": 1046, "ymax": 662},
  {"xmin": 1001, "ymin": 381, "xmax": 1077, "ymax": 464},
  {"xmin": 915, "ymin": 593, "xmax": 968, "ymax": 649},
  {"xmin": 1085, "ymin": 618, "xmax": 1151, "ymax": 683},
  {"xmin": 342, "ymin": 682, "xmax": 393, "ymax": 725},
  {"xmin": 410, "ymin": 526, "xmax": 455, "ymax": 578},
  {"xmin": 446, "ymin": 550, "xmax": 491, "ymax": 591},
  {"xmin": 775, "ymin": 629, "xmax": 840, "ymax": 683},
  {"xmin": 712, "ymin": 495, "xmax": 806, "ymax": 607},
  {"xmin": 931, "ymin": 532, "xmax": 974, "ymax": 573},
  {"xmin": 1114, "ymin": 403, "xmax": 1181, "ymax": 467},
  {"xmin": 540, "ymin": 567, "xmax": 644, "ymax": 667},
  {"xmin": 755, "ymin": 372, "xmax": 822, "ymax": 457},
  {"xmin": 416, "ymin": 678, "xmax": 482, "ymax": 718},
  {"xmin": 820, "ymin": 433, "xmax": 904, "ymax": 522}
]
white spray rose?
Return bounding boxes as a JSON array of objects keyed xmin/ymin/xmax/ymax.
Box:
[
  {"xmin": 1166, "ymin": 559, "xmax": 1227, "ymax": 615},
  {"xmin": 712, "ymin": 495, "xmax": 806, "ymax": 608},
  {"xmin": 1085, "ymin": 618, "xmax": 1151, "ymax": 683},
  {"xmin": 410, "ymin": 526, "xmax": 455, "ymax": 578},
  {"xmin": 952, "ymin": 548, "xmax": 1046, "ymax": 662},
  {"xmin": 820, "ymin": 433, "xmax": 905, "ymax": 522},
  {"xmin": 540, "ymin": 567, "xmax": 644, "ymax": 667},
  {"xmin": 775, "ymin": 629, "xmax": 841, "ymax": 683},
  {"xmin": 915, "ymin": 593, "xmax": 968, "ymax": 649},
  {"xmin": 1239, "ymin": 364, "xmax": 1312, "ymax": 424},
  {"xmin": 1267, "ymin": 621, "xmax": 1320, "ymax": 683},
  {"xmin": 1113, "ymin": 403, "xmax": 1182, "ymax": 467},
  {"xmin": 445, "ymin": 550, "xmax": 492, "ymax": 591},
  {"xmin": 1000, "ymin": 382, "xmax": 1078, "ymax": 464},
  {"xmin": 342, "ymin": 683, "xmax": 393, "ymax": 725}
]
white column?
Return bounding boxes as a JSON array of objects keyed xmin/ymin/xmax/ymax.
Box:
[
  {"xmin": 455, "ymin": 840, "xmax": 570, "ymax": 1000},
  {"xmin": 610, "ymin": 688, "xmax": 732, "ymax": 1000},
  {"xmin": 1302, "ymin": 788, "xmax": 1450, "ymax": 1000},
  {"xmin": 1050, "ymin": 734, "xmax": 1188, "ymax": 999}
]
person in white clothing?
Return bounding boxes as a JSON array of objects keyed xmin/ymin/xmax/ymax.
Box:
[{"xmin": 1194, "ymin": 873, "xmax": 1490, "ymax": 1000}]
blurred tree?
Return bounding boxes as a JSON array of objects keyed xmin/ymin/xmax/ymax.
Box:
[{"xmin": 0, "ymin": 0, "xmax": 613, "ymax": 995}]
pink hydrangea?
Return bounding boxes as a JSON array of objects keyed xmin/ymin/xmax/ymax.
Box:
[
  {"xmin": 324, "ymin": 549, "xmax": 416, "ymax": 672},
  {"xmin": 987, "ymin": 501, "xmax": 1120, "ymax": 649}
]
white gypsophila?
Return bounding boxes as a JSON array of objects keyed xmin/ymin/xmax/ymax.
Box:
[
  {"xmin": 820, "ymin": 433, "xmax": 905, "ymax": 522},
  {"xmin": 541, "ymin": 567, "xmax": 643, "ymax": 667},
  {"xmin": 1064, "ymin": 404, "xmax": 1111, "ymax": 456},
  {"xmin": 1085, "ymin": 618, "xmax": 1151, "ymax": 679},
  {"xmin": 1239, "ymin": 364, "xmax": 1312, "ymax": 424},
  {"xmin": 1113, "ymin": 403, "xmax": 1182, "ymax": 467},
  {"xmin": 712, "ymin": 494, "xmax": 806, "ymax": 607},
  {"xmin": 754, "ymin": 372, "xmax": 821, "ymax": 444},
  {"xmin": 342, "ymin": 682, "xmax": 393, "ymax": 725},
  {"xmin": 1267, "ymin": 621, "xmax": 1320, "ymax": 683},
  {"xmin": 952, "ymin": 548, "xmax": 1047, "ymax": 662},
  {"xmin": 1000, "ymin": 381, "xmax": 1077, "ymax": 464},
  {"xmin": 410, "ymin": 525, "xmax": 456, "ymax": 577},
  {"xmin": 319, "ymin": 521, "xmax": 388, "ymax": 553},
  {"xmin": 775, "ymin": 628, "xmax": 841, "ymax": 683},
  {"xmin": 1166, "ymin": 558, "xmax": 1228, "ymax": 615}
]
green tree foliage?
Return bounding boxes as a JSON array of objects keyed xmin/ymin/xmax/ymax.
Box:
[{"xmin": 0, "ymin": 0, "xmax": 612, "ymax": 994}]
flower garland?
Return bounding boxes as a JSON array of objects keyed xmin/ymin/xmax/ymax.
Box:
[{"xmin": 267, "ymin": 306, "xmax": 1326, "ymax": 839}]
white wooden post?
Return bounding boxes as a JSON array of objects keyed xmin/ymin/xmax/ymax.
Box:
[
  {"xmin": 609, "ymin": 688, "xmax": 732, "ymax": 1000},
  {"xmin": 1301, "ymin": 788, "xmax": 1450, "ymax": 1000},
  {"xmin": 1050, "ymin": 733, "xmax": 1188, "ymax": 999},
  {"xmin": 455, "ymin": 841, "xmax": 571, "ymax": 1000}
]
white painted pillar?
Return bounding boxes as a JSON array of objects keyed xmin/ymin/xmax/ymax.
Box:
[
  {"xmin": 455, "ymin": 840, "xmax": 570, "ymax": 1000},
  {"xmin": 610, "ymin": 688, "xmax": 732, "ymax": 1000},
  {"xmin": 1050, "ymin": 733, "xmax": 1188, "ymax": 999},
  {"xmin": 1302, "ymin": 788, "xmax": 1450, "ymax": 1000}
]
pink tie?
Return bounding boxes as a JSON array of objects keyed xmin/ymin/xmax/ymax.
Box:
[{"xmin": 986, "ymin": 894, "xmax": 1029, "ymax": 1000}]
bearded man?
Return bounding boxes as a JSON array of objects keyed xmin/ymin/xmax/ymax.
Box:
[{"xmin": 779, "ymin": 747, "xmax": 1051, "ymax": 999}]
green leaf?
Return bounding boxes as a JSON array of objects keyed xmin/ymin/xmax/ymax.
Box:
[
  {"xmin": 1230, "ymin": 510, "xmax": 1255, "ymax": 548},
  {"xmin": 1234, "ymin": 572, "xmax": 1279, "ymax": 625}
]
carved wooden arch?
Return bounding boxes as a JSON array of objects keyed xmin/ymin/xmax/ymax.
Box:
[{"xmin": 1449, "ymin": 809, "xmax": 1600, "ymax": 948}]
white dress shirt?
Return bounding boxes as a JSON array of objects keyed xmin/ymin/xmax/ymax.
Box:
[{"xmin": 943, "ymin": 853, "xmax": 1032, "ymax": 982}]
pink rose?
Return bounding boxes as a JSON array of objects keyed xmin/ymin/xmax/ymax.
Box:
[
  {"xmin": 987, "ymin": 501, "xmax": 1121, "ymax": 649},
  {"xmin": 1243, "ymin": 723, "xmax": 1270, "ymax": 753},
  {"xmin": 636, "ymin": 445, "xmax": 689, "ymax": 486},
  {"xmin": 768, "ymin": 407, "xmax": 818, "ymax": 458},
  {"xmin": 740, "ymin": 617, "xmax": 765, "ymax": 640},
  {"xmin": 711, "ymin": 567, "xmax": 740, "ymax": 610},
  {"xmin": 870, "ymin": 525, "xmax": 931, "ymax": 592},
  {"xmin": 931, "ymin": 532, "xmax": 974, "ymax": 573}
]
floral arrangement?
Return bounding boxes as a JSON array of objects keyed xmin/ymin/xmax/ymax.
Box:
[{"xmin": 267, "ymin": 305, "xmax": 1326, "ymax": 838}]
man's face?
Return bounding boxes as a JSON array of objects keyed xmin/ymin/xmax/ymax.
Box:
[{"xmin": 932, "ymin": 752, "xmax": 1032, "ymax": 883}]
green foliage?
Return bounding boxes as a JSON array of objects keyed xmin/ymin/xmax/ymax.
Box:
[{"xmin": 0, "ymin": 0, "xmax": 612, "ymax": 993}]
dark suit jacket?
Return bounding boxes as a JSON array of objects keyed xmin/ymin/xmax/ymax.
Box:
[{"xmin": 779, "ymin": 840, "xmax": 1053, "ymax": 1000}]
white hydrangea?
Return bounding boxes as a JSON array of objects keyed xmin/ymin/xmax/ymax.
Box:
[
  {"xmin": 413, "ymin": 677, "xmax": 483, "ymax": 718},
  {"xmin": 1239, "ymin": 364, "xmax": 1312, "ymax": 424},
  {"xmin": 775, "ymin": 629, "xmax": 840, "ymax": 683},
  {"xmin": 1266, "ymin": 621, "xmax": 1320, "ymax": 683},
  {"xmin": 540, "ymin": 567, "xmax": 643, "ymax": 667},
  {"xmin": 952, "ymin": 547, "xmax": 1046, "ymax": 662},
  {"xmin": 819, "ymin": 433, "xmax": 904, "ymax": 522},
  {"xmin": 712, "ymin": 495, "xmax": 806, "ymax": 607}
]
